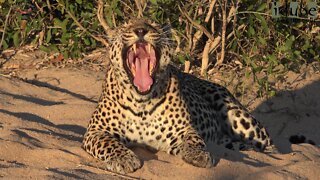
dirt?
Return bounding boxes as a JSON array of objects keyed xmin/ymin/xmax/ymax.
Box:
[{"xmin": 0, "ymin": 48, "xmax": 319, "ymax": 179}]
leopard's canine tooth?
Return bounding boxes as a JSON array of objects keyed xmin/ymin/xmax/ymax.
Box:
[{"xmin": 147, "ymin": 43, "xmax": 151, "ymax": 54}]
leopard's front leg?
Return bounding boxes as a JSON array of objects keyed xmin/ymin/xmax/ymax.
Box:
[
  {"xmin": 169, "ymin": 129, "xmax": 215, "ymax": 168},
  {"xmin": 83, "ymin": 129, "xmax": 142, "ymax": 174}
]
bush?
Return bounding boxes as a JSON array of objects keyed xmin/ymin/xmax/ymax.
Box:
[{"xmin": 1, "ymin": 0, "xmax": 319, "ymax": 96}]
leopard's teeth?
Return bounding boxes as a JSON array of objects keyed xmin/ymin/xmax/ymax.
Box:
[
  {"xmin": 131, "ymin": 62, "xmax": 136, "ymax": 76},
  {"xmin": 149, "ymin": 61, "xmax": 154, "ymax": 75},
  {"xmin": 133, "ymin": 44, "xmax": 137, "ymax": 54},
  {"xmin": 147, "ymin": 43, "xmax": 151, "ymax": 54}
]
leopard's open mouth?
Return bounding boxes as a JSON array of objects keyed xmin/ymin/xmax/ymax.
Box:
[{"xmin": 124, "ymin": 42, "xmax": 158, "ymax": 94}]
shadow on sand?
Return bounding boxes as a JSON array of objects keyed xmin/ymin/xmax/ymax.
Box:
[{"xmin": 252, "ymin": 80, "xmax": 320, "ymax": 153}]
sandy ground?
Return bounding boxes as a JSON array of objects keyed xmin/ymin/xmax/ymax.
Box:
[{"xmin": 0, "ymin": 50, "xmax": 319, "ymax": 179}]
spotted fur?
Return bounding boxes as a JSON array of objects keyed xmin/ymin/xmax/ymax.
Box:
[{"xmin": 82, "ymin": 19, "xmax": 274, "ymax": 174}]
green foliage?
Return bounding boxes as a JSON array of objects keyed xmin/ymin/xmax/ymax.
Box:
[
  {"xmin": 232, "ymin": 0, "xmax": 319, "ymax": 97},
  {"xmin": 0, "ymin": 0, "xmax": 100, "ymax": 58},
  {"xmin": 0, "ymin": 0, "xmax": 319, "ymax": 97}
]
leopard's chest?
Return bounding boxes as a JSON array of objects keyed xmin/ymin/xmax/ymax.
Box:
[{"xmin": 105, "ymin": 97, "xmax": 190, "ymax": 150}]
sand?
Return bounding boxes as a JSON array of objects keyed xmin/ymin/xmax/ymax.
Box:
[{"xmin": 0, "ymin": 50, "xmax": 319, "ymax": 179}]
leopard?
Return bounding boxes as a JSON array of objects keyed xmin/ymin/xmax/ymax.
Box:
[{"xmin": 82, "ymin": 18, "xmax": 275, "ymax": 174}]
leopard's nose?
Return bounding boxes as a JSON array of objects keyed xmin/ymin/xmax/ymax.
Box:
[{"xmin": 134, "ymin": 28, "xmax": 147, "ymax": 39}]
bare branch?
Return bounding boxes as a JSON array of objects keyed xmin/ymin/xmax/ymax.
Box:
[
  {"xmin": 192, "ymin": 0, "xmax": 217, "ymax": 51},
  {"xmin": 184, "ymin": 60, "xmax": 191, "ymax": 73},
  {"xmin": 46, "ymin": 0, "xmax": 52, "ymax": 11},
  {"xmin": 227, "ymin": 24, "xmax": 245, "ymax": 40},
  {"xmin": 208, "ymin": 1, "xmax": 236, "ymax": 53},
  {"xmin": 201, "ymin": 40, "xmax": 211, "ymax": 76},
  {"xmin": 186, "ymin": 23, "xmax": 193, "ymax": 53},
  {"xmin": 216, "ymin": 0, "xmax": 227, "ymax": 66},
  {"xmin": 134, "ymin": 0, "xmax": 143, "ymax": 17},
  {"xmin": 228, "ymin": 4, "xmax": 237, "ymax": 23},
  {"xmin": 112, "ymin": 13, "xmax": 117, "ymax": 28},
  {"xmin": 191, "ymin": 31, "xmax": 203, "ymax": 52},
  {"xmin": 97, "ymin": 0, "xmax": 112, "ymax": 35},
  {"xmin": 211, "ymin": 15, "xmax": 215, "ymax": 36},
  {"xmin": 197, "ymin": 0, "xmax": 217, "ymax": 73},
  {"xmin": 178, "ymin": 5, "xmax": 215, "ymax": 41},
  {"xmin": 232, "ymin": 0, "xmax": 239, "ymax": 30},
  {"xmin": 200, "ymin": 1, "xmax": 239, "ymax": 73},
  {"xmin": 205, "ymin": 0, "xmax": 217, "ymax": 23},
  {"xmin": 190, "ymin": 4, "xmax": 200, "ymax": 53},
  {"xmin": 32, "ymin": 0, "xmax": 43, "ymax": 13},
  {"xmin": 119, "ymin": 1, "xmax": 134, "ymax": 13},
  {"xmin": 209, "ymin": 36, "xmax": 221, "ymax": 51}
]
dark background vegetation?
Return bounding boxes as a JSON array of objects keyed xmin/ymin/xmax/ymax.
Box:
[{"xmin": 0, "ymin": 0, "xmax": 319, "ymax": 96}]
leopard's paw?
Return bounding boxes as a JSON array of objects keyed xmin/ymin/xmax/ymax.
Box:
[
  {"xmin": 105, "ymin": 151, "xmax": 142, "ymax": 174},
  {"xmin": 180, "ymin": 144, "xmax": 215, "ymax": 168}
]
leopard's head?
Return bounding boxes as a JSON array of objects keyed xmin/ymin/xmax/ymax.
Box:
[{"xmin": 108, "ymin": 18, "xmax": 173, "ymax": 95}]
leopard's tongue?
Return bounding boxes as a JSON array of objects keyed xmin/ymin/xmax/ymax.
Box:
[{"xmin": 133, "ymin": 57, "xmax": 153, "ymax": 92}]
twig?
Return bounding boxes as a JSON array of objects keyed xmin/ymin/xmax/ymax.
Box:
[
  {"xmin": 119, "ymin": 1, "xmax": 135, "ymax": 13},
  {"xmin": 232, "ymin": 0, "xmax": 239, "ymax": 37},
  {"xmin": 0, "ymin": 1, "xmax": 15, "ymax": 51},
  {"xmin": 190, "ymin": 4, "xmax": 199, "ymax": 53},
  {"xmin": 134, "ymin": 0, "xmax": 143, "ymax": 18},
  {"xmin": 205, "ymin": 0, "xmax": 217, "ymax": 23},
  {"xmin": 235, "ymin": 11, "xmax": 271, "ymax": 17},
  {"xmin": 97, "ymin": 0, "xmax": 112, "ymax": 36},
  {"xmin": 216, "ymin": 0, "xmax": 227, "ymax": 66},
  {"xmin": 192, "ymin": 0, "xmax": 216, "ymax": 51},
  {"xmin": 227, "ymin": 24, "xmax": 245, "ymax": 40},
  {"xmin": 205, "ymin": 6, "xmax": 237, "ymax": 63},
  {"xmin": 209, "ymin": 36, "xmax": 221, "ymax": 52},
  {"xmin": 56, "ymin": 0, "xmax": 109, "ymax": 47},
  {"xmin": 112, "ymin": 13, "xmax": 117, "ymax": 27},
  {"xmin": 209, "ymin": 2, "xmax": 238, "ymax": 62},
  {"xmin": 191, "ymin": 31, "xmax": 203, "ymax": 52},
  {"xmin": 185, "ymin": 22, "xmax": 192, "ymax": 53},
  {"xmin": 200, "ymin": 0, "xmax": 217, "ymax": 76},
  {"xmin": 178, "ymin": 5, "xmax": 215, "ymax": 41},
  {"xmin": 184, "ymin": 60, "xmax": 191, "ymax": 73},
  {"xmin": 201, "ymin": 40, "xmax": 212, "ymax": 76},
  {"xmin": 46, "ymin": 0, "xmax": 52, "ymax": 11},
  {"xmin": 32, "ymin": 0, "xmax": 43, "ymax": 13},
  {"xmin": 201, "ymin": 0, "xmax": 238, "ymax": 73},
  {"xmin": 210, "ymin": 9, "xmax": 215, "ymax": 37}
]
